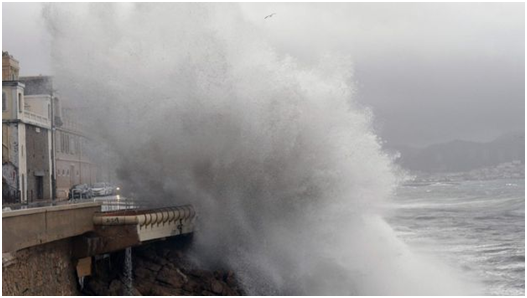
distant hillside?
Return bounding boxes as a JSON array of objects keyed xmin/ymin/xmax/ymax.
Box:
[{"xmin": 392, "ymin": 132, "xmax": 525, "ymax": 173}]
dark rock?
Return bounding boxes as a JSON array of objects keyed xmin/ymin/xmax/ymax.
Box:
[
  {"xmin": 167, "ymin": 250, "xmax": 184, "ymax": 262},
  {"xmin": 136, "ymin": 258, "xmax": 162, "ymax": 272},
  {"xmin": 225, "ymin": 272, "xmax": 237, "ymax": 288},
  {"xmin": 135, "ymin": 280, "xmax": 155, "ymax": 296},
  {"xmin": 151, "ymin": 256, "xmax": 168, "ymax": 266},
  {"xmin": 156, "ymin": 267, "xmax": 186, "ymax": 288},
  {"xmin": 164, "ymin": 262, "xmax": 177, "ymax": 270},
  {"xmin": 210, "ymin": 279, "xmax": 224, "ymax": 294},
  {"xmin": 159, "ymin": 248, "xmax": 171, "ymax": 258},
  {"xmin": 134, "ymin": 267, "xmax": 156, "ymax": 281},
  {"xmin": 85, "ymin": 278, "xmax": 108, "ymax": 296},
  {"xmin": 138, "ymin": 252, "xmax": 168, "ymax": 267},
  {"xmin": 150, "ymin": 284, "xmax": 186, "ymax": 295},
  {"xmin": 182, "ymin": 277, "xmax": 203, "ymax": 293},
  {"xmin": 176, "ymin": 268, "xmax": 189, "ymax": 283},
  {"xmin": 213, "ymin": 270, "xmax": 223, "ymax": 280},
  {"xmin": 131, "ymin": 287, "xmax": 142, "ymax": 296},
  {"xmin": 222, "ymin": 285, "xmax": 240, "ymax": 296},
  {"xmin": 82, "ymin": 241, "xmax": 244, "ymax": 296},
  {"xmin": 107, "ymin": 279, "xmax": 124, "ymax": 296},
  {"xmin": 188, "ymin": 269, "xmax": 214, "ymax": 280}
]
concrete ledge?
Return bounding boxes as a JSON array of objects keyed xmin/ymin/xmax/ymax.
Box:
[
  {"xmin": 2, "ymin": 201, "xmax": 102, "ymax": 218},
  {"xmin": 2, "ymin": 202, "xmax": 102, "ymax": 253}
]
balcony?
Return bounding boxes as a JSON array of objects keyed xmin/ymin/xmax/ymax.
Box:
[{"xmin": 22, "ymin": 110, "xmax": 51, "ymax": 129}]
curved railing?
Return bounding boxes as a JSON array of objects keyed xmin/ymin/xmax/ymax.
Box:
[{"xmin": 92, "ymin": 205, "xmax": 195, "ymax": 228}]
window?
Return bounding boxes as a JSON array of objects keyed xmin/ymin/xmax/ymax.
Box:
[
  {"xmin": 60, "ymin": 133, "xmax": 65, "ymax": 153},
  {"xmin": 2, "ymin": 92, "xmax": 6, "ymax": 111},
  {"xmin": 18, "ymin": 93, "xmax": 22, "ymax": 113}
]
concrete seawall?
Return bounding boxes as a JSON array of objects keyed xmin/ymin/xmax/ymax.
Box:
[
  {"xmin": 2, "ymin": 202, "xmax": 101, "ymax": 295},
  {"xmin": 2, "ymin": 238, "xmax": 79, "ymax": 295},
  {"xmin": 2, "ymin": 201, "xmax": 102, "ymax": 253},
  {"xmin": 2, "ymin": 201, "xmax": 234, "ymax": 296}
]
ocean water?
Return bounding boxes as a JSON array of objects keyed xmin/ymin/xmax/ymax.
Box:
[{"xmin": 386, "ymin": 179, "xmax": 525, "ymax": 295}]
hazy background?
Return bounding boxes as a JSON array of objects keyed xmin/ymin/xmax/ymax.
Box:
[
  {"xmin": 2, "ymin": 3, "xmax": 523, "ymax": 295},
  {"xmin": 3, "ymin": 2, "xmax": 524, "ymax": 148}
]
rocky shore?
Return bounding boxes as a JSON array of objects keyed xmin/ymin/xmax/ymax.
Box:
[{"xmin": 83, "ymin": 236, "xmax": 243, "ymax": 296}]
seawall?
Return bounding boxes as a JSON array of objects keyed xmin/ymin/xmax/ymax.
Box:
[{"xmin": 2, "ymin": 238, "xmax": 78, "ymax": 295}]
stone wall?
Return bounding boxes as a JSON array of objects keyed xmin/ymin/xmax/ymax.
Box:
[{"xmin": 2, "ymin": 238, "xmax": 78, "ymax": 296}]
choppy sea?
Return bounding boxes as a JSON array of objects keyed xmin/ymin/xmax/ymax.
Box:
[{"xmin": 386, "ymin": 179, "xmax": 525, "ymax": 295}]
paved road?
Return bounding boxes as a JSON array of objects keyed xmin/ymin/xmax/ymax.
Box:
[{"xmin": 3, "ymin": 195, "xmax": 138, "ymax": 212}]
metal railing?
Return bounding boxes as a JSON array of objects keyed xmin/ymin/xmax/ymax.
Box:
[
  {"xmin": 2, "ymin": 185, "xmax": 20, "ymax": 205},
  {"xmin": 70, "ymin": 189, "xmax": 91, "ymax": 200}
]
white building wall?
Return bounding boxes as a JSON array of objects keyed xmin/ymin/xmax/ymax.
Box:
[{"xmin": 17, "ymin": 123, "xmax": 27, "ymax": 203}]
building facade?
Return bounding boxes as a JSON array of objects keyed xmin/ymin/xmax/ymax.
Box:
[
  {"xmin": 19, "ymin": 77, "xmax": 55, "ymax": 202},
  {"xmin": 54, "ymin": 107, "xmax": 100, "ymax": 199},
  {"xmin": 3, "ymin": 52, "xmax": 53, "ymax": 203},
  {"xmin": 3, "ymin": 52, "xmax": 111, "ymax": 203},
  {"xmin": 19, "ymin": 75, "xmax": 107, "ymax": 200}
]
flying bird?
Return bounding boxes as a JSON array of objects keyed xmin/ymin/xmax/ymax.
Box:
[{"xmin": 264, "ymin": 13, "xmax": 276, "ymax": 19}]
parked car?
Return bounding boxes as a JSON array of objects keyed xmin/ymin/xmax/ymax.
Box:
[
  {"xmin": 69, "ymin": 184, "xmax": 93, "ymax": 199},
  {"xmin": 91, "ymin": 182, "xmax": 111, "ymax": 197}
]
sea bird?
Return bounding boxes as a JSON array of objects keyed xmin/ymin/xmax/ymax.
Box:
[{"xmin": 264, "ymin": 13, "xmax": 276, "ymax": 19}]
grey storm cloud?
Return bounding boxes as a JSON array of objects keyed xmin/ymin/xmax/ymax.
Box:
[{"xmin": 3, "ymin": 2, "xmax": 524, "ymax": 147}]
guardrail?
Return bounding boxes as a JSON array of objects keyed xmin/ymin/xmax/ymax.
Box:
[
  {"xmin": 92, "ymin": 205, "xmax": 195, "ymax": 242},
  {"xmin": 23, "ymin": 111, "xmax": 51, "ymax": 128},
  {"xmin": 93, "ymin": 205, "xmax": 195, "ymax": 227},
  {"xmin": 72, "ymin": 204, "xmax": 196, "ymax": 258}
]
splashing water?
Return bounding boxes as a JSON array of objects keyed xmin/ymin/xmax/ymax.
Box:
[
  {"xmin": 44, "ymin": 3, "xmax": 480, "ymax": 295},
  {"xmin": 123, "ymin": 247, "xmax": 133, "ymax": 296}
]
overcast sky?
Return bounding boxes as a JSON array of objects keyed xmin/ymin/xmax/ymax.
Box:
[{"xmin": 3, "ymin": 2, "xmax": 524, "ymax": 147}]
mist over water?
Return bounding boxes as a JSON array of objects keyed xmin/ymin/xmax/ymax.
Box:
[{"xmin": 45, "ymin": 3, "xmax": 479, "ymax": 295}]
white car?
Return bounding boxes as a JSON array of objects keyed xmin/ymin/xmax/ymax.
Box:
[{"xmin": 91, "ymin": 182, "xmax": 111, "ymax": 197}]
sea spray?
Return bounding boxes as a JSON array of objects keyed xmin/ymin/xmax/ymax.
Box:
[{"xmin": 44, "ymin": 3, "xmax": 479, "ymax": 294}]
